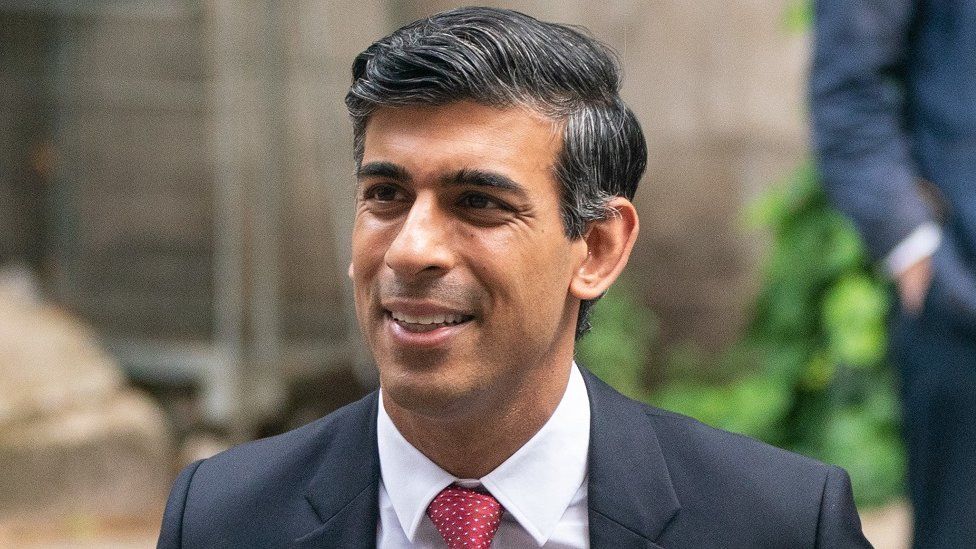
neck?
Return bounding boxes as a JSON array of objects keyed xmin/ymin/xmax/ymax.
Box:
[{"xmin": 384, "ymin": 361, "xmax": 573, "ymax": 479}]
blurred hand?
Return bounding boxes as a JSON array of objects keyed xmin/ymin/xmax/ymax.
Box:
[{"xmin": 898, "ymin": 256, "xmax": 934, "ymax": 315}]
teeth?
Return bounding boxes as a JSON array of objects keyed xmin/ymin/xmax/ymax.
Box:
[{"xmin": 390, "ymin": 311, "xmax": 466, "ymax": 325}]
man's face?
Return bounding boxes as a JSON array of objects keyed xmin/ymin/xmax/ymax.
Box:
[{"xmin": 351, "ymin": 101, "xmax": 587, "ymax": 419}]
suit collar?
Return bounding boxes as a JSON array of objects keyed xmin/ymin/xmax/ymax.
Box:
[
  {"xmin": 289, "ymin": 369, "xmax": 681, "ymax": 548},
  {"xmin": 293, "ymin": 391, "xmax": 381, "ymax": 549},
  {"xmin": 582, "ymin": 367, "xmax": 680, "ymax": 548}
]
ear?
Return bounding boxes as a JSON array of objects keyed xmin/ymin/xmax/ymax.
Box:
[
  {"xmin": 348, "ymin": 262, "xmax": 355, "ymax": 279},
  {"xmin": 569, "ymin": 197, "xmax": 639, "ymax": 300}
]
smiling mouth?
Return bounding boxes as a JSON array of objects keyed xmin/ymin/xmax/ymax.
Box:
[{"xmin": 386, "ymin": 310, "xmax": 474, "ymax": 333}]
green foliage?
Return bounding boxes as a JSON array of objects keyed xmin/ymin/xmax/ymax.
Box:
[
  {"xmin": 822, "ymin": 274, "xmax": 889, "ymax": 368},
  {"xmin": 783, "ymin": 0, "xmax": 813, "ymax": 34},
  {"xmin": 649, "ymin": 163, "xmax": 904, "ymax": 508},
  {"xmin": 576, "ymin": 281, "xmax": 657, "ymax": 401},
  {"xmin": 654, "ymin": 370, "xmax": 792, "ymax": 441}
]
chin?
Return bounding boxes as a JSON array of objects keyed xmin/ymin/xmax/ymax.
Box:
[
  {"xmin": 382, "ymin": 377, "xmax": 469, "ymax": 418},
  {"xmin": 379, "ymin": 361, "xmax": 485, "ymax": 419}
]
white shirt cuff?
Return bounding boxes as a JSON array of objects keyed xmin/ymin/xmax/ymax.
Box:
[{"xmin": 884, "ymin": 222, "xmax": 942, "ymax": 276}]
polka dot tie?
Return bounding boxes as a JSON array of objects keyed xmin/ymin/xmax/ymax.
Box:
[{"xmin": 426, "ymin": 484, "xmax": 505, "ymax": 549}]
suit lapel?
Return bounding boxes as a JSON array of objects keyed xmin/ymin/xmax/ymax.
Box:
[
  {"xmin": 287, "ymin": 371, "xmax": 679, "ymax": 548},
  {"xmin": 582, "ymin": 367, "xmax": 680, "ymax": 548},
  {"xmin": 292, "ymin": 391, "xmax": 381, "ymax": 549}
]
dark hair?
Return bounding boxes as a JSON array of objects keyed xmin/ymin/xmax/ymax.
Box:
[{"xmin": 346, "ymin": 6, "xmax": 646, "ymax": 339}]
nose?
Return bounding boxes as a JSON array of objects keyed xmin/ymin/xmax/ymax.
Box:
[{"xmin": 384, "ymin": 193, "xmax": 455, "ymax": 278}]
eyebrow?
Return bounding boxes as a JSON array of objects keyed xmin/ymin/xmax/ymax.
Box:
[
  {"xmin": 449, "ymin": 168, "xmax": 527, "ymax": 197},
  {"xmin": 357, "ymin": 162, "xmax": 529, "ymax": 199},
  {"xmin": 357, "ymin": 161, "xmax": 410, "ymax": 182}
]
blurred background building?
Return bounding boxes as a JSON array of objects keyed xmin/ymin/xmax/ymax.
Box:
[
  {"xmin": 0, "ymin": 0, "xmax": 806, "ymax": 426},
  {"xmin": 3, "ymin": 0, "xmax": 906, "ymax": 546}
]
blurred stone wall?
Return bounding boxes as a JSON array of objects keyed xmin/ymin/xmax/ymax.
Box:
[
  {"xmin": 0, "ymin": 268, "xmax": 170, "ymax": 521},
  {"xmin": 0, "ymin": 10, "xmax": 54, "ymax": 270},
  {"xmin": 1, "ymin": 0, "xmax": 809, "ymax": 368}
]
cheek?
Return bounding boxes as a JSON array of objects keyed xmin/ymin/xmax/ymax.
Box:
[
  {"xmin": 351, "ymin": 221, "xmax": 390, "ymax": 271},
  {"xmin": 472, "ymin": 232, "xmax": 576, "ymax": 316}
]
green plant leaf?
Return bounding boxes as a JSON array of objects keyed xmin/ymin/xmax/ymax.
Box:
[
  {"xmin": 822, "ymin": 274, "xmax": 889, "ymax": 368},
  {"xmin": 577, "ymin": 281, "xmax": 657, "ymax": 400},
  {"xmin": 783, "ymin": 0, "xmax": 812, "ymax": 34}
]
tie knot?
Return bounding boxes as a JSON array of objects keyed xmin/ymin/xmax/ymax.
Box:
[{"xmin": 426, "ymin": 484, "xmax": 505, "ymax": 549}]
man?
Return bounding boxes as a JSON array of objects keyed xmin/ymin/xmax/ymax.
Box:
[
  {"xmin": 159, "ymin": 7, "xmax": 870, "ymax": 548},
  {"xmin": 810, "ymin": 1, "xmax": 976, "ymax": 546}
]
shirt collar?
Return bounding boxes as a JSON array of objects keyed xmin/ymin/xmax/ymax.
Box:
[{"xmin": 377, "ymin": 363, "xmax": 591, "ymax": 547}]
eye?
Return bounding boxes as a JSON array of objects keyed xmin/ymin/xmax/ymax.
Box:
[
  {"xmin": 459, "ymin": 192, "xmax": 502, "ymax": 210},
  {"xmin": 362, "ymin": 183, "xmax": 405, "ymax": 202}
]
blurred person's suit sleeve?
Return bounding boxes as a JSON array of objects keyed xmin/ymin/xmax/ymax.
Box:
[
  {"xmin": 810, "ymin": 0, "xmax": 976, "ymax": 322},
  {"xmin": 810, "ymin": 0, "xmax": 976, "ymax": 546},
  {"xmin": 809, "ymin": 0, "xmax": 934, "ymax": 262}
]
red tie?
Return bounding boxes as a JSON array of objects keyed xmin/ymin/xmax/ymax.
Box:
[{"xmin": 426, "ymin": 484, "xmax": 505, "ymax": 549}]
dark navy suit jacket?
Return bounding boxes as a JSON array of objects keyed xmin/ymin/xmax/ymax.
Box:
[
  {"xmin": 811, "ymin": 0, "xmax": 976, "ymax": 333},
  {"xmin": 157, "ymin": 368, "xmax": 870, "ymax": 548}
]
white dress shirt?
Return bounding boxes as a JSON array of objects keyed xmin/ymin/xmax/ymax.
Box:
[
  {"xmin": 376, "ymin": 363, "xmax": 591, "ymax": 548},
  {"xmin": 885, "ymin": 221, "xmax": 942, "ymax": 275}
]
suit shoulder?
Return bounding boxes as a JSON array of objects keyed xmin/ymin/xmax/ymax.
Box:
[
  {"xmin": 639, "ymin": 402, "xmax": 869, "ymax": 546},
  {"xmin": 201, "ymin": 390, "xmax": 376, "ymax": 476},
  {"xmin": 173, "ymin": 391, "xmax": 379, "ymax": 545},
  {"xmin": 643, "ymin": 402, "xmax": 828, "ymax": 476},
  {"xmin": 642, "ymin": 404, "xmax": 842, "ymax": 544}
]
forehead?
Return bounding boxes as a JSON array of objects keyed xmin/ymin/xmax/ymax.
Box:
[{"xmin": 361, "ymin": 102, "xmax": 563, "ymax": 186}]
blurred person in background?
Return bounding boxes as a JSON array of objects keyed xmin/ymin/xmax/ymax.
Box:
[
  {"xmin": 811, "ymin": 1, "xmax": 976, "ymax": 547},
  {"xmin": 158, "ymin": 7, "xmax": 870, "ymax": 548}
]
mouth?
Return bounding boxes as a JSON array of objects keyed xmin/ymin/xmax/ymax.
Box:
[{"xmin": 386, "ymin": 310, "xmax": 474, "ymax": 333}]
